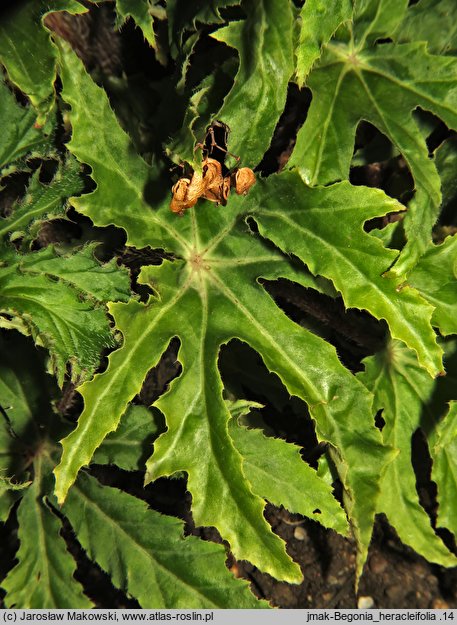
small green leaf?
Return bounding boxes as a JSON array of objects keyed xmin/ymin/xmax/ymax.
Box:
[
  {"xmin": 358, "ymin": 340, "xmax": 457, "ymax": 567},
  {"xmin": 228, "ymin": 415, "xmax": 349, "ymax": 535},
  {"xmin": 63, "ymin": 472, "xmax": 266, "ymax": 608},
  {"xmin": 54, "ymin": 33, "xmax": 394, "ymax": 582},
  {"xmin": 0, "ymin": 78, "xmax": 55, "ymax": 174},
  {"xmin": 1, "ymin": 458, "xmax": 92, "ymax": 608},
  {"xmin": 0, "ymin": 477, "xmax": 31, "ymax": 492},
  {"xmin": 409, "ymin": 235, "xmax": 457, "ymax": 337},
  {"xmin": 226, "ymin": 398, "xmax": 264, "ymax": 418},
  {"xmin": 429, "ymin": 402, "xmax": 457, "ymax": 537},
  {"xmin": 0, "ymin": 157, "xmax": 83, "ymax": 244},
  {"xmin": 0, "ymin": 477, "xmax": 30, "ymax": 523},
  {"xmin": 295, "ymin": 0, "xmax": 352, "ymax": 87},
  {"xmin": 0, "ymin": 0, "xmax": 87, "ymax": 122},
  {"xmin": 92, "ymin": 404, "xmax": 158, "ymax": 471},
  {"xmin": 212, "ymin": 0, "xmax": 295, "ymax": 165}
]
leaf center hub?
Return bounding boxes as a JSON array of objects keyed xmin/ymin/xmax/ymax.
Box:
[
  {"xmin": 189, "ymin": 250, "xmax": 208, "ymax": 274},
  {"xmin": 345, "ymin": 52, "xmax": 361, "ymax": 69}
]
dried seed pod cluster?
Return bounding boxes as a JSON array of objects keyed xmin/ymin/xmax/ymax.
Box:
[{"xmin": 170, "ymin": 121, "xmax": 256, "ymax": 215}]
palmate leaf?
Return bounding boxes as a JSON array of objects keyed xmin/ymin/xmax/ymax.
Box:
[
  {"xmin": 289, "ymin": 0, "xmax": 457, "ymax": 275},
  {"xmin": 54, "ymin": 41, "xmax": 453, "ymax": 581},
  {"xmin": 55, "ymin": 233, "xmax": 386, "ymax": 582},
  {"xmin": 2, "ymin": 456, "xmax": 92, "ymax": 609},
  {"xmin": 358, "ymin": 340, "xmax": 457, "ymax": 567},
  {"xmin": 0, "ymin": 0, "xmax": 87, "ymax": 123},
  {"xmin": 0, "ymin": 245, "xmax": 131, "ymax": 386},
  {"xmin": 429, "ymin": 402, "xmax": 457, "ymax": 538},
  {"xmin": 211, "ymin": 0, "xmax": 295, "ymax": 166},
  {"xmin": 62, "ymin": 472, "xmax": 265, "ymax": 608}
]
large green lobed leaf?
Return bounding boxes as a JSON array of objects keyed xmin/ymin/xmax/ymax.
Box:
[
  {"xmin": 53, "ymin": 42, "xmax": 448, "ymax": 582},
  {"xmin": 55, "ymin": 224, "xmax": 387, "ymax": 580},
  {"xmin": 290, "ymin": 1, "xmax": 457, "ymax": 275}
]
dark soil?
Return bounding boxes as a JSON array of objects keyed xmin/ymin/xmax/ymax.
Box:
[{"xmin": 240, "ymin": 509, "xmax": 457, "ymax": 609}]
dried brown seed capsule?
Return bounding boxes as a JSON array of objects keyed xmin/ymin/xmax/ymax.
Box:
[{"xmin": 233, "ymin": 167, "xmax": 256, "ymax": 195}]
